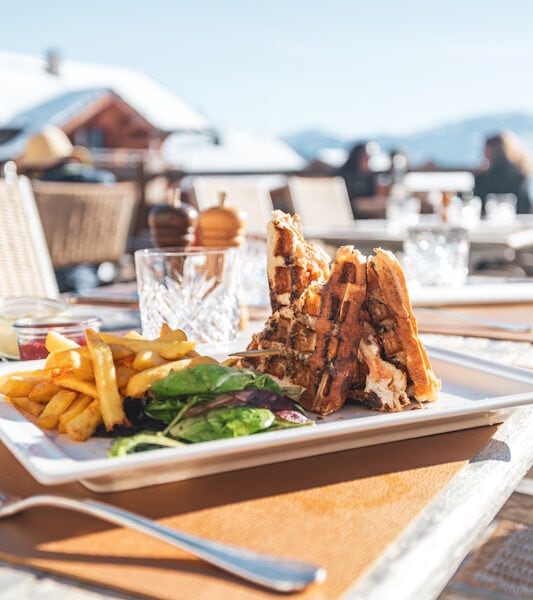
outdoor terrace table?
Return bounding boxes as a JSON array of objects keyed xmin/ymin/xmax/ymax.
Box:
[
  {"xmin": 303, "ymin": 215, "xmax": 533, "ymax": 272},
  {"xmin": 0, "ymin": 302, "xmax": 532, "ymax": 600}
]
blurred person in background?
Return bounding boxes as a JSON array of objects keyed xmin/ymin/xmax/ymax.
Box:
[
  {"xmin": 335, "ymin": 142, "xmax": 383, "ymax": 218},
  {"xmin": 474, "ymin": 131, "xmax": 532, "ymax": 214},
  {"xmin": 19, "ymin": 125, "xmax": 116, "ymax": 184},
  {"xmin": 18, "ymin": 125, "xmax": 117, "ymax": 292}
]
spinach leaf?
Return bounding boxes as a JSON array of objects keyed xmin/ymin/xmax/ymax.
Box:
[
  {"xmin": 108, "ymin": 432, "xmax": 184, "ymax": 457},
  {"xmin": 151, "ymin": 364, "xmax": 282, "ymax": 399},
  {"xmin": 144, "ymin": 396, "xmax": 187, "ymax": 424},
  {"xmin": 168, "ymin": 406, "xmax": 275, "ymax": 442}
]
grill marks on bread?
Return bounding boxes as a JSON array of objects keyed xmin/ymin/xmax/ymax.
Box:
[
  {"xmin": 267, "ymin": 211, "xmax": 330, "ymax": 313},
  {"xmin": 243, "ymin": 212, "xmax": 440, "ymax": 414},
  {"xmin": 300, "ymin": 247, "xmax": 367, "ymax": 414}
]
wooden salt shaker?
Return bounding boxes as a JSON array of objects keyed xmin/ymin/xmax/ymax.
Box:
[
  {"xmin": 148, "ymin": 189, "xmax": 198, "ymax": 248},
  {"xmin": 197, "ymin": 192, "xmax": 246, "ymax": 248},
  {"xmin": 197, "ymin": 193, "xmax": 249, "ymax": 329}
]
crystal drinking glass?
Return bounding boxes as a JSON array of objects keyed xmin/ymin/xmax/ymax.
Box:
[{"xmin": 135, "ymin": 247, "xmax": 241, "ymax": 343}]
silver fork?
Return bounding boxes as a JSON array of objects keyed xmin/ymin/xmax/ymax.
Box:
[{"xmin": 0, "ymin": 492, "xmax": 326, "ymax": 592}]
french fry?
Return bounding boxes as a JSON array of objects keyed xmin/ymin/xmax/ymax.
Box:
[
  {"xmin": 54, "ymin": 375, "xmax": 98, "ymax": 398},
  {"xmin": 46, "ymin": 349, "xmax": 94, "ymax": 380},
  {"xmin": 0, "ymin": 369, "xmax": 44, "ymax": 390},
  {"xmin": 86, "ymin": 329, "xmax": 125, "ymax": 431},
  {"xmin": 0, "ymin": 375, "xmax": 43, "ymax": 398},
  {"xmin": 37, "ymin": 390, "xmax": 77, "ymax": 429},
  {"xmin": 115, "ymin": 364, "xmax": 137, "ymax": 391},
  {"xmin": 97, "ymin": 332, "xmax": 196, "ymax": 360},
  {"xmin": 159, "ymin": 329, "xmax": 188, "ymax": 343},
  {"xmin": 8, "ymin": 396, "xmax": 43, "ymax": 417},
  {"xmin": 125, "ymin": 355, "xmax": 217, "ymax": 397},
  {"xmin": 9, "ymin": 396, "xmax": 44, "ymax": 417},
  {"xmin": 108, "ymin": 343, "xmax": 135, "ymax": 360},
  {"xmin": 65, "ymin": 399, "xmax": 102, "ymax": 441},
  {"xmin": 132, "ymin": 350, "xmax": 166, "ymax": 371},
  {"xmin": 45, "ymin": 330, "xmax": 80, "ymax": 353},
  {"xmin": 222, "ymin": 357, "xmax": 239, "ymax": 368},
  {"xmin": 145, "ymin": 340, "xmax": 197, "ymax": 360},
  {"xmin": 58, "ymin": 394, "xmax": 93, "ymax": 433},
  {"xmin": 28, "ymin": 380, "xmax": 62, "ymax": 403},
  {"xmin": 159, "ymin": 323, "xmax": 172, "ymax": 336},
  {"xmin": 46, "ymin": 348, "xmax": 83, "ymax": 368},
  {"xmin": 2, "ymin": 325, "xmax": 216, "ymax": 442},
  {"xmin": 46, "ymin": 344, "xmax": 132, "ymax": 371},
  {"xmin": 125, "ymin": 330, "xmax": 144, "ymax": 340}
]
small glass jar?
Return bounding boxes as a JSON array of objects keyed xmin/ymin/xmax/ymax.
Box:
[
  {"xmin": 0, "ymin": 297, "xmax": 68, "ymax": 360},
  {"xmin": 12, "ymin": 315, "xmax": 102, "ymax": 360}
]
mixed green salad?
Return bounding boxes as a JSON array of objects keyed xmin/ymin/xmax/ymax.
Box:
[{"xmin": 109, "ymin": 364, "xmax": 314, "ymax": 457}]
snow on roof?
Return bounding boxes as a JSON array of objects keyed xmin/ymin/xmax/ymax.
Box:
[
  {"xmin": 0, "ymin": 88, "xmax": 111, "ymax": 161},
  {"xmin": 0, "ymin": 51, "xmax": 210, "ymax": 132},
  {"xmin": 162, "ymin": 129, "xmax": 307, "ymax": 173}
]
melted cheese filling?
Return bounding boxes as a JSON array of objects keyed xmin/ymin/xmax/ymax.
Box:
[{"xmin": 358, "ymin": 333, "xmax": 408, "ymax": 411}]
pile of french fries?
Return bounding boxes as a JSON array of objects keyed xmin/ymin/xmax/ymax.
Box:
[{"xmin": 0, "ymin": 325, "xmax": 216, "ymax": 441}]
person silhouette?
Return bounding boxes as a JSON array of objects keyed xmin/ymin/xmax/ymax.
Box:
[{"xmin": 474, "ymin": 132, "xmax": 532, "ymax": 214}]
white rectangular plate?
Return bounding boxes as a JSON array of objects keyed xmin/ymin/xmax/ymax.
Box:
[{"xmin": 0, "ymin": 346, "xmax": 532, "ymax": 493}]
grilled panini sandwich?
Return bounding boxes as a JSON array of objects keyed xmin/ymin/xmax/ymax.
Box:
[{"xmin": 242, "ymin": 211, "xmax": 440, "ymax": 414}]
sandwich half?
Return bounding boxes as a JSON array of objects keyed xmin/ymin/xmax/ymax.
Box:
[{"xmin": 351, "ymin": 249, "xmax": 441, "ymax": 411}]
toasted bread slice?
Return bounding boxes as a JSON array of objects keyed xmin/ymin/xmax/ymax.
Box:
[
  {"xmin": 244, "ymin": 282, "xmax": 324, "ymax": 388},
  {"xmin": 267, "ymin": 210, "xmax": 330, "ymax": 312},
  {"xmin": 365, "ymin": 248, "xmax": 440, "ymax": 404},
  {"xmin": 300, "ymin": 246, "xmax": 367, "ymax": 414}
]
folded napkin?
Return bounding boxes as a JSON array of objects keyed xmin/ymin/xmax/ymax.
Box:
[{"xmin": 0, "ymin": 426, "xmax": 497, "ymax": 599}]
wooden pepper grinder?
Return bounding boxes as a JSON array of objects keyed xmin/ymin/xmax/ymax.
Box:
[
  {"xmin": 148, "ymin": 189, "xmax": 198, "ymax": 248},
  {"xmin": 197, "ymin": 192, "xmax": 246, "ymax": 247},
  {"xmin": 197, "ymin": 192, "xmax": 249, "ymax": 329}
]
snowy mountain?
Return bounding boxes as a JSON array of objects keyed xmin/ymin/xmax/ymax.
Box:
[{"xmin": 283, "ymin": 112, "xmax": 533, "ymax": 168}]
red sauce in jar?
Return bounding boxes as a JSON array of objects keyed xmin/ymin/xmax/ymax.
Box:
[
  {"xmin": 18, "ymin": 338, "xmax": 49, "ymax": 360},
  {"xmin": 18, "ymin": 334, "xmax": 87, "ymax": 360}
]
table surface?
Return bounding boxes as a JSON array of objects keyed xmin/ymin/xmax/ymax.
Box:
[
  {"xmin": 1, "ymin": 300, "xmax": 532, "ymax": 599},
  {"xmin": 304, "ymin": 214, "xmax": 533, "ymax": 251}
]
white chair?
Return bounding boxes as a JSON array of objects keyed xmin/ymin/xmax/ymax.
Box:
[
  {"xmin": 0, "ymin": 170, "xmax": 59, "ymax": 298},
  {"xmin": 191, "ymin": 176, "xmax": 274, "ymax": 236},
  {"xmin": 285, "ymin": 176, "xmax": 354, "ymax": 228}
]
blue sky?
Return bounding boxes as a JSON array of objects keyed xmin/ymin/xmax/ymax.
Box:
[{"xmin": 2, "ymin": 1, "xmax": 533, "ymax": 137}]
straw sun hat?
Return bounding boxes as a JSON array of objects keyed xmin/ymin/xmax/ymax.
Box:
[{"xmin": 19, "ymin": 125, "xmax": 73, "ymax": 169}]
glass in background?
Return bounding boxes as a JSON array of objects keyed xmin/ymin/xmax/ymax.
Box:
[
  {"xmin": 445, "ymin": 194, "xmax": 482, "ymax": 230},
  {"xmin": 402, "ymin": 225, "xmax": 470, "ymax": 287},
  {"xmin": 0, "ymin": 297, "xmax": 68, "ymax": 359},
  {"xmin": 13, "ymin": 315, "xmax": 102, "ymax": 360},
  {"xmin": 239, "ymin": 237, "xmax": 270, "ymax": 308},
  {"xmin": 485, "ymin": 194, "xmax": 517, "ymax": 225},
  {"xmin": 386, "ymin": 195, "xmax": 421, "ymax": 233}
]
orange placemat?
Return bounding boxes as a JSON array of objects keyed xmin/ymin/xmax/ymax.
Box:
[{"xmin": 0, "ymin": 426, "xmax": 497, "ymax": 599}]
